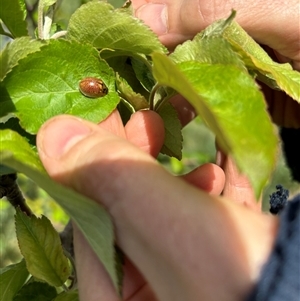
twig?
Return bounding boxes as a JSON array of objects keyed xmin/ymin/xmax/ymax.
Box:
[
  {"xmin": 50, "ymin": 30, "xmax": 67, "ymax": 39},
  {"xmin": 0, "ymin": 173, "xmax": 32, "ymax": 216}
]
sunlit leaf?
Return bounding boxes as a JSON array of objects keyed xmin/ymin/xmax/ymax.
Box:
[
  {"xmin": 170, "ymin": 11, "xmax": 245, "ymax": 71},
  {"xmin": 152, "ymin": 52, "xmax": 278, "ymax": 198},
  {"xmin": 223, "ymin": 21, "xmax": 300, "ymax": 102},
  {"xmin": 0, "ymin": 40, "xmax": 119, "ymax": 134},
  {"xmin": 0, "ymin": 37, "xmax": 45, "ymax": 80},
  {"xmin": 0, "ymin": 130, "xmax": 43, "ymax": 175},
  {"xmin": 67, "ymin": 1, "xmax": 167, "ymax": 55}
]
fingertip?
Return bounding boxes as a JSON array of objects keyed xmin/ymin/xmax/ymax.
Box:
[
  {"xmin": 125, "ymin": 110, "xmax": 165, "ymax": 157},
  {"xmin": 181, "ymin": 163, "xmax": 225, "ymax": 195}
]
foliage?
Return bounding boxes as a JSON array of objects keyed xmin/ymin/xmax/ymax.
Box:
[{"xmin": 0, "ymin": 0, "xmax": 299, "ymax": 299}]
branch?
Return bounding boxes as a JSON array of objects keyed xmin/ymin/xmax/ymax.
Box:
[{"xmin": 0, "ymin": 173, "xmax": 33, "ymax": 216}]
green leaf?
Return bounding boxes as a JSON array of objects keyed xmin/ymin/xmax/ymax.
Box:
[
  {"xmin": 0, "ymin": 0, "xmax": 28, "ymax": 37},
  {"xmin": 0, "ymin": 37, "xmax": 45, "ymax": 80},
  {"xmin": 0, "ymin": 130, "xmax": 43, "ymax": 175},
  {"xmin": 13, "ymin": 282, "xmax": 57, "ymax": 301},
  {"xmin": 106, "ymin": 55, "xmax": 150, "ymax": 99},
  {"xmin": 131, "ymin": 57, "xmax": 156, "ymax": 92},
  {"xmin": 0, "ymin": 260, "xmax": 29, "ymax": 301},
  {"xmin": 53, "ymin": 290, "xmax": 79, "ymax": 301},
  {"xmin": 157, "ymin": 102, "xmax": 183, "ymax": 160},
  {"xmin": 15, "ymin": 210, "xmax": 71, "ymax": 287},
  {"xmin": 0, "ymin": 118, "xmax": 36, "ymax": 146},
  {"xmin": 67, "ymin": 1, "xmax": 167, "ymax": 55},
  {"xmin": 0, "ymin": 151, "xmax": 118, "ymax": 292},
  {"xmin": 170, "ymin": 11, "xmax": 245, "ymax": 71},
  {"xmin": 116, "ymin": 74, "xmax": 149, "ymax": 111},
  {"xmin": 170, "ymin": 33, "xmax": 246, "ymax": 71},
  {"xmin": 0, "ymin": 40, "xmax": 119, "ymax": 134},
  {"xmin": 152, "ymin": 52, "xmax": 278, "ymax": 198},
  {"xmin": 223, "ymin": 21, "xmax": 300, "ymax": 102}
]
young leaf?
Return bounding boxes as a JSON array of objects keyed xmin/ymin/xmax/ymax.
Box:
[
  {"xmin": 13, "ymin": 281, "xmax": 57, "ymax": 301},
  {"xmin": 0, "ymin": 151, "xmax": 118, "ymax": 292},
  {"xmin": 0, "ymin": 40, "xmax": 119, "ymax": 134},
  {"xmin": 0, "ymin": 130, "xmax": 43, "ymax": 175},
  {"xmin": 53, "ymin": 290, "xmax": 79, "ymax": 301},
  {"xmin": 0, "ymin": 37, "xmax": 45, "ymax": 80},
  {"xmin": 223, "ymin": 21, "xmax": 300, "ymax": 102},
  {"xmin": 15, "ymin": 210, "xmax": 71, "ymax": 287},
  {"xmin": 0, "ymin": 260, "xmax": 29, "ymax": 301},
  {"xmin": 67, "ymin": 1, "xmax": 167, "ymax": 55},
  {"xmin": 152, "ymin": 52, "xmax": 278, "ymax": 198},
  {"xmin": 170, "ymin": 11, "xmax": 245, "ymax": 71},
  {"xmin": 131, "ymin": 57, "xmax": 156, "ymax": 92},
  {"xmin": 0, "ymin": 0, "xmax": 28, "ymax": 37},
  {"xmin": 106, "ymin": 55, "xmax": 150, "ymax": 99},
  {"xmin": 170, "ymin": 35, "xmax": 246, "ymax": 71},
  {"xmin": 157, "ymin": 102, "xmax": 183, "ymax": 160},
  {"xmin": 116, "ymin": 74, "xmax": 149, "ymax": 111}
]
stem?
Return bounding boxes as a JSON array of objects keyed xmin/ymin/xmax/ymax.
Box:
[
  {"xmin": 37, "ymin": 0, "xmax": 44, "ymax": 39},
  {"xmin": 50, "ymin": 30, "xmax": 67, "ymax": 39},
  {"xmin": 0, "ymin": 173, "xmax": 33, "ymax": 216},
  {"xmin": 154, "ymin": 92, "xmax": 175, "ymax": 112},
  {"xmin": 43, "ymin": 7, "xmax": 54, "ymax": 39},
  {"xmin": 149, "ymin": 83, "xmax": 160, "ymax": 111}
]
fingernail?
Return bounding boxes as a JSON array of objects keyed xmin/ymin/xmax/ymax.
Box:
[
  {"xmin": 136, "ymin": 3, "xmax": 168, "ymax": 35},
  {"xmin": 39, "ymin": 117, "xmax": 91, "ymax": 159}
]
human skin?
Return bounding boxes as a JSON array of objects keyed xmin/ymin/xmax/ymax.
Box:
[
  {"xmin": 37, "ymin": 111, "xmax": 278, "ymax": 301},
  {"xmin": 36, "ymin": 0, "xmax": 299, "ymax": 300},
  {"xmin": 133, "ymin": 0, "xmax": 300, "ymax": 128}
]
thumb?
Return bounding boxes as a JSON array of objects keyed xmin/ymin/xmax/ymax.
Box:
[
  {"xmin": 36, "ymin": 115, "xmax": 275, "ymax": 301},
  {"xmin": 36, "ymin": 115, "xmax": 213, "ymax": 300}
]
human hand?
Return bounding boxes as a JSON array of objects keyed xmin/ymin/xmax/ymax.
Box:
[
  {"xmin": 132, "ymin": 0, "xmax": 300, "ymax": 128},
  {"xmin": 37, "ymin": 111, "xmax": 278, "ymax": 301}
]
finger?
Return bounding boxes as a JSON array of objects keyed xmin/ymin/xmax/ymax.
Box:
[
  {"xmin": 37, "ymin": 115, "xmax": 275, "ymax": 300},
  {"xmin": 180, "ymin": 163, "xmax": 225, "ymax": 195},
  {"xmin": 73, "ymin": 228, "xmax": 119, "ymax": 300},
  {"xmin": 133, "ymin": 0, "xmax": 300, "ymax": 66},
  {"xmin": 216, "ymin": 151, "xmax": 262, "ymax": 212},
  {"xmin": 169, "ymin": 95, "xmax": 196, "ymax": 127},
  {"xmin": 98, "ymin": 109, "xmax": 165, "ymax": 157},
  {"xmin": 98, "ymin": 109, "xmax": 126, "ymax": 138},
  {"xmin": 75, "ymin": 228, "xmax": 158, "ymax": 301},
  {"xmin": 125, "ymin": 110, "xmax": 165, "ymax": 157}
]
